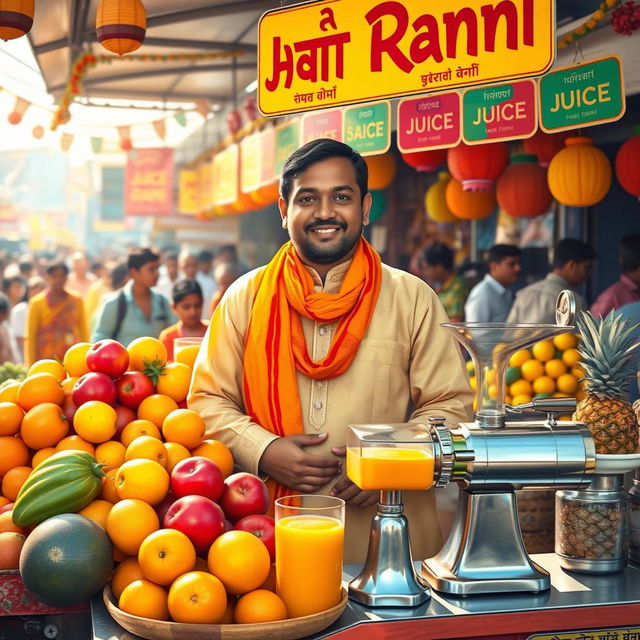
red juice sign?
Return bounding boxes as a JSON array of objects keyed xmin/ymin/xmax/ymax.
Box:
[{"xmin": 302, "ymin": 109, "xmax": 343, "ymax": 144}]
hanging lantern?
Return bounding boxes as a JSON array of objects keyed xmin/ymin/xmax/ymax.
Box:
[
  {"xmin": 96, "ymin": 0, "xmax": 147, "ymax": 56},
  {"xmin": 496, "ymin": 154, "xmax": 553, "ymax": 218},
  {"xmin": 523, "ymin": 130, "xmax": 570, "ymax": 167},
  {"xmin": 445, "ymin": 177, "xmax": 496, "ymax": 220},
  {"xmin": 425, "ymin": 172, "xmax": 458, "ymax": 223},
  {"xmin": 365, "ymin": 153, "xmax": 396, "ymax": 190},
  {"xmin": 400, "ymin": 149, "xmax": 446, "ymax": 173},
  {"xmin": 615, "ymin": 130, "xmax": 640, "ymax": 200},
  {"xmin": 547, "ymin": 137, "xmax": 612, "ymax": 207},
  {"xmin": 369, "ymin": 190, "xmax": 387, "ymax": 223},
  {"xmin": 243, "ymin": 95, "xmax": 259, "ymax": 122},
  {"xmin": 32, "ymin": 125, "xmax": 44, "ymax": 139},
  {"xmin": 7, "ymin": 96, "xmax": 31, "ymax": 125},
  {"xmin": 0, "ymin": 0, "xmax": 34, "ymax": 41},
  {"xmin": 447, "ymin": 141, "xmax": 509, "ymax": 192},
  {"xmin": 226, "ymin": 110, "xmax": 242, "ymax": 136}
]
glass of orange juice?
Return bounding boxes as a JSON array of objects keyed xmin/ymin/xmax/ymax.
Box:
[
  {"xmin": 174, "ymin": 337, "xmax": 203, "ymax": 369},
  {"xmin": 275, "ymin": 495, "xmax": 345, "ymax": 618}
]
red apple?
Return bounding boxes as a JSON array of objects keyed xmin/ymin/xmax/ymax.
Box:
[
  {"xmin": 220, "ymin": 472, "xmax": 269, "ymax": 523},
  {"xmin": 62, "ymin": 396, "xmax": 78, "ymax": 431},
  {"xmin": 72, "ymin": 372, "xmax": 117, "ymax": 406},
  {"xmin": 114, "ymin": 405, "xmax": 136, "ymax": 436},
  {"xmin": 234, "ymin": 514, "xmax": 275, "ymax": 561},
  {"xmin": 116, "ymin": 371, "xmax": 155, "ymax": 409},
  {"xmin": 170, "ymin": 457, "xmax": 224, "ymax": 501},
  {"xmin": 164, "ymin": 495, "xmax": 225, "ymax": 552},
  {"xmin": 155, "ymin": 493, "xmax": 178, "ymax": 523},
  {"xmin": 86, "ymin": 339, "xmax": 129, "ymax": 379}
]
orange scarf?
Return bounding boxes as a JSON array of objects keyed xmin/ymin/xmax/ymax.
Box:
[{"xmin": 243, "ymin": 238, "xmax": 382, "ymax": 503}]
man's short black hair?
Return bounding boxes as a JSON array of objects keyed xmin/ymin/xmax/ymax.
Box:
[
  {"xmin": 422, "ymin": 243, "xmax": 454, "ymax": 271},
  {"xmin": 621, "ymin": 233, "xmax": 640, "ymax": 272},
  {"xmin": 488, "ymin": 244, "xmax": 521, "ymax": 265},
  {"xmin": 280, "ymin": 138, "xmax": 368, "ymax": 204},
  {"xmin": 46, "ymin": 261, "xmax": 69, "ymax": 276},
  {"xmin": 128, "ymin": 247, "xmax": 160, "ymax": 271},
  {"xmin": 3, "ymin": 275, "xmax": 26, "ymax": 292},
  {"xmin": 216, "ymin": 245, "xmax": 238, "ymax": 261},
  {"xmin": 553, "ymin": 238, "xmax": 596, "ymax": 269},
  {"xmin": 197, "ymin": 249, "xmax": 215, "ymax": 263},
  {"xmin": 172, "ymin": 279, "xmax": 203, "ymax": 305},
  {"xmin": 164, "ymin": 252, "xmax": 178, "ymax": 262}
]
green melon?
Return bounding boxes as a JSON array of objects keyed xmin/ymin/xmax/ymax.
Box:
[{"xmin": 19, "ymin": 513, "xmax": 113, "ymax": 607}]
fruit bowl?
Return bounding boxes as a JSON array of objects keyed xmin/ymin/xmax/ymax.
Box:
[{"xmin": 103, "ymin": 585, "xmax": 348, "ymax": 640}]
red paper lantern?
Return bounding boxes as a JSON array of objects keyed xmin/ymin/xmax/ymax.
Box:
[
  {"xmin": 445, "ymin": 177, "xmax": 496, "ymax": 219},
  {"xmin": 496, "ymin": 154, "xmax": 553, "ymax": 218},
  {"xmin": 615, "ymin": 134, "xmax": 640, "ymax": 200},
  {"xmin": 226, "ymin": 110, "xmax": 242, "ymax": 135},
  {"xmin": 523, "ymin": 130, "xmax": 570, "ymax": 167},
  {"xmin": 400, "ymin": 149, "xmax": 446, "ymax": 173},
  {"xmin": 447, "ymin": 142, "xmax": 509, "ymax": 192},
  {"xmin": 120, "ymin": 138, "xmax": 133, "ymax": 151}
]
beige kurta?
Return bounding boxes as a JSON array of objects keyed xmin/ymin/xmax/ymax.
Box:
[{"xmin": 189, "ymin": 259, "xmax": 474, "ymax": 563}]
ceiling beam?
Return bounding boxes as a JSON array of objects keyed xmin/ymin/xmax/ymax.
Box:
[{"xmin": 85, "ymin": 88, "xmax": 229, "ymax": 102}]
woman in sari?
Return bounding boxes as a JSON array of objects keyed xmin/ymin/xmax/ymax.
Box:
[{"xmin": 25, "ymin": 262, "xmax": 88, "ymax": 366}]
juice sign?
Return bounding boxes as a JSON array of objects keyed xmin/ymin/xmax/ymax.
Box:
[
  {"xmin": 275, "ymin": 120, "xmax": 301, "ymax": 176},
  {"xmin": 343, "ymin": 101, "xmax": 390, "ymax": 155},
  {"xmin": 302, "ymin": 109, "xmax": 343, "ymax": 144},
  {"xmin": 124, "ymin": 148, "xmax": 174, "ymax": 216}
]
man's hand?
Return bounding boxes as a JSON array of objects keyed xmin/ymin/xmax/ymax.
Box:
[
  {"xmin": 259, "ymin": 433, "xmax": 342, "ymax": 493},
  {"xmin": 330, "ymin": 446, "xmax": 379, "ymax": 508}
]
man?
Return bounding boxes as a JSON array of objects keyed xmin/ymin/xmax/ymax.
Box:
[
  {"xmin": 189, "ymin": 139, "xmax": 473, "ymax": 563},
  {"xmin": 208, "ymin": 261, "xmax": 245, "ymax": 316},
  {"xmin": 420, "ymin": 243, "xmax": 467, "ymax": 322},
  {"xmin": 591, "ymin": 233, "xmax": 640, "ymax": 318},
  {"xmin": 465, "ymin": 244, "xmax": 521, "ymax": 323},
  {"xmin": 0, "ymin": 292, "xmax": 21, "ymax": 363},
  {"xmin": 507, "ymin": 239, "xmax": 595, "ymax": 324},
  {"xmin": 179, "ymin": 250, "xmax": 216, "ymax": 320},
  {"xmin": 66, "ymin": 251, "xmax": 97, "ymax": 297},
  {"xmin": 197, "ymin": 249, "xmax": 215, "ymax": 277},
  {"xmin": 156, "ymin": 251, "xmax": 179, "ymax": 300},
  {"xmin": 92, "ymin": 247, "xmax": 175, "ymax": 345}
]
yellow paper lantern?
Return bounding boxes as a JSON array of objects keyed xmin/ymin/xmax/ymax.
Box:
[
  {"xmin": 425, "ymin": 172, "xmax": 458, "ymax": 223},
  {"xmin": 96, "ymin": 0, "xmax": 146, "ymax": 55},
  {"xmin": 547, "ymin": 137, "xmax": 612, "ymax": 207},
  {"xmin": 0, "ymin": 0, "xmax": 34, "ymax": 41},
  {"xmin": 365, "ymin": 153, "xmax": 396, "ymax": 190},
  {"xmin": 445, "ymin": 177, "xmax": 496, "ymax": 220}
]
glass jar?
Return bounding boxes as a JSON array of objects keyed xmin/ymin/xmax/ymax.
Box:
[
  {"xmin": 555, "ymin": 474, "xmax": 629, "ymax": 574},
  {"xmin": 629, "ymin": 469, "xmax": 640, "ymax": 565}
]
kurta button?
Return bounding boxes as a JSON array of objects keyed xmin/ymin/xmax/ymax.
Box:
[
  {"xmin": 318, "ymin": 326, "xmax": 327, "ymax": 336},
  {"xmin": 313, "ymin": 401, "xmax": 323, "ymax": 410}
]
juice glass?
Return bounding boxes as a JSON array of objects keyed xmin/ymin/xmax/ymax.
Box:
[
  {"xmin": 174, "ymin": 337, "xmax": 203, "ymax": 369},
  {"xmin": 275, "ymin": 495, "xmax": 345, "ymax": 618}
]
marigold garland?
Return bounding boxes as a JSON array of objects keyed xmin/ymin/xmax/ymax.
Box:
[{"xmin": 558, "ymin": 0, "xmax": 620, "ymax": 49}]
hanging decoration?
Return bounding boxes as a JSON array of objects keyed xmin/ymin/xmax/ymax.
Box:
[
  {"xmin": 96, "ymin": 0, "xmax": 147, "ymax": 56},
  {"xmin": 152, "ymin": 119, "xmax": 166, "ymax": 140},
  {"xmin": 0, "ymin": 0, "xmax": 34, "ymax": 41},
  {"xmin": 369, "ymin": 190, "xmax": 387, "ymax": 223},
  {"xmin": 243, "ymin": 95, "xmax": 259, "ymax": 122},
  {"xmin": 194, "ymin": 99, "xmax": 212, "ymax": 119},
  {"xmin": 226, "ymin": 110, "xmax": 242, "ymax": 135},
  {"xmin": 615, "ymin": 128, "xmax": 640, "ymax": 199},
  {"xmin": 497, "ymin": 155, "xmax": 553, "ymax": 218},
  {"xmin": 117, "ymin": 125, "xmax": 132, "ymax": 151},
  {"xmin": 174, "ymin": 111, "xmax": 188, "ymax": 127},
  {"xmin": 447, "ymin": 141, "xmax": 509, "ymax": 192},
  {"xmin": 611, "ymin": 1, "xmax": 640, "ymax": 35},
  {"xmin": 547, "ymin": 137, "xmax": 612, "ymax": 207},
  {"xmin": 425, "ymin": 172, "xmax": 459, "ymax": 223},
  {"xmin": 60, "ymin": 133, "xmax": 74, "ymax": 152},
  {"xmin": 400, "ymin": 149, "xmax": 446, "ymax": 173},
  {"xmin": 91, "ymin": 137, "xmax": 104, "ymax": 153},
  {"xmin": 523, "ymin": 130, "xmax": 571, "ymax": 167},
  {"xmin": 32, "ymin": 125, "xmax": 44, "ymax": 139},
  {"xmin": 7, "ymin": 96, "xmax": 31, "ymax": 125},
  {"xmin": 445, "ymin": 177, "xmax": 496, "ymax": 220},
  {"xmin": 365, "ymin": 153, "xmax": 396, "ymax": 190},
  {"xmin": 558, "ymin": 0, "xmax": 620, "ymax": 49}
]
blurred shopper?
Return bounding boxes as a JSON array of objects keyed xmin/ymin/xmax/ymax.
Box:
[
  {"xmin": 197, "ymin": 249, "xmax": 215, "ymax": 277},
  {"xmin": 90, "ymin": 261, "xmax": 106, "ymax": 281},
  {"xmin": 179, "ymin": 250, "xmax": 216, "ymax": 320},
  {"xmin": 159, "ymin": 279, "xmax": 209, "ymax": 361},
  {"xmin": 24, "ymin": 262, "xmax": 88, "ymax": 366},
  {"xmin": 92, "ymin": 248, "xmax": 175, "ymax": 346},
  {"xmin": 67, "ymin": 251, "xmax": 97, "ymax": 297},
  {"xmin": 591, "ymin": 233, "xmax": 640, "ymax": 318},
  {"xmin": 18, "ymin": 256, "xmax": 35, "ymax": 280},
  {"xmin": 507, "ymin": 239, "xmax": 595, "ymax": 324},
  {"xmin": 465, "ymin": 245, "xmax": 521, "ymax": 323},
  {"xmin": 3, "ymin": 275, "xmax": 26, "ymax": 309},
  {"xmin": 85, "ymin": 259, "xmax": 130, "ymax": 329},
  {"xmin": 156, "ymin": 251, "xmax": 179, "ymax": 300},
  {"xmin": 208, "ymin": 262, "xmax": 245, "ymax": 316},
  {"xmin": 419, "ymin": 243, "xmax": 467, "ymax": 322},
  {"xmin": 0, "ymin": 292, "xmax": 21, "ymax": 363},
  {"xmin": 9, "ymin": 276, "xmax": 45, "ymax": 362}
]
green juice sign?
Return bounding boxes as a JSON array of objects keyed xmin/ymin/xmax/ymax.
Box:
[
  {"xmin": 539, "ymin": 56, "xmax": 625, "ymax": 133},
  {"xmin": 275, "ymin": 120, "xmax": 301, "ymax": 176},
  {"xmin": 343, "ymin": 101, "xmax": 391, "ymax": 156}
]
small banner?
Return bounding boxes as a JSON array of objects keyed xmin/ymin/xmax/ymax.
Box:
[
  {"xmin": 8, "ymin": 96, "xmax": 31, "ymax": 125},
  {"xmin": 60, "ymin": 133, "xmax": 74, "ymax": 151},
  {"xmin": 124, "ymin": 148, "xmax": 174, "ymax": 216},
  {"xmin": 117, "ymin": 125, "xmax": 131, "ymax": 144},
  {"xmin": 153, "ymin": 119, "xmax": 166, "ymax": 140},
  {"xmin": 302, "ymin": 109, "xmax": 343, "ymax": 144},
  {"xmin": 343, "ymin": 101, "xmax": 391, "ymax": 156},
  {"xmin": 175, "ymin": 111, "xmax": 188, "ymax": 127},
  {"xmin": 178, "ymin": 169, "xmax": 198, "ymax": 215},
  {"xmin": 91, "ymin": 137, "xmax": 104, "ymax": 154}
]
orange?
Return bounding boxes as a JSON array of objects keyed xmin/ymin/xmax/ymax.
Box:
[
  {"xmin": 60, "ymin": 377, "xmax": 78, "ymax": 395},
  {"xmin": 138, "ymin": 529, "xmax": 196, "ymax": 585},
  {"xmin": 31, "ymin": 447, "xmax": 56, "ymax": 469},
  {"xmin": 509, "ymin": 349, "xmax": 532, "ymax": 368},
  {"xmin": 0, "ymin": 496, "xmax": 10, "ymax": 510},
  {"xmin": 17, "ymin": 373, "xmax": 64, "ymax": 411},
  {"xmin": 234, "ymin": 589, "xmax": 288, "ymax": 624},
  {"xmin": 161, "ymin": 410, "xmax": 205, "ymax": 449},
  {"xmin": 116, "ymin": 459, "xmax": 169, "ymax": 505},
  {"xmin": 155, "ymin": 363, "xmax": 192, "ymax": 403},
  {"xmin": 512, "ymin": 393, "xmax": 533, "ymax": 406},
  {"xmin": 509, "ymin": 379, "xmax": 533, "ymax": 398},
  {"xmin": 120, "ymin": 420, "xmax": 162, "ymax": 448},
  {"xmin": 137, "ymin": 395, "xmax": 178, "ymax": 428},
  {"xmin": 125, "ymin": 436, "xmax": 168, "ymax": 467},
  {"xmin": 0, "ymin": 531, "xmax": 25, "ymax": 570},
  {"xmin": 208, "ymin": 531, "xmax": 271, "ymax": 595},
  {"xmin": 106, "ymin": 498, "xmax": 160, "ymax": 556},
  {"xmin": 0, "ymin": 436, "xmax": 29, "ymax": 477},
  {"xmin": 55, "ymin": 435, "xmax": 95, "ymax": 456},
  {"xmin": 164, "ymin": 442, "xmax": 190, "ymax": 473},
  {"xmin": 553, "ymin": 333, "xmax": 577, "ymax": 351},
  {"xmin": 0, "ymin": 403, "xmax": 24, "ymax": 436},
  {"xmin": 532, "ymin": 340, "xmax": 555, "ymax": 363},
  {"xmin": 0, "ymin": 382, "xmax": 20, "ymax": 404},
  {"xmin": 1, "ymin": 466, "xmax": 31, "ymax": 502},
  {"xmin": 520, "ymin": 359, "xmax": 545, "ymax": 382},
  {"xmin": 118, "ymin": 579, "xmax": 169, "ymax": 621},
  {"xmin": 532, "ymin": 376, "xmax": 555, "ymax": 396},
  {"xmin": 0, "ymin": 511, "xmax": 24, "ymax": 534},
  {"xmin": 191, "ymin": 440, "xmax": 238, "ymax": 478},
  {"xmin": 78, "ymin": 499, "xmax": 113, "ymax": 529},
  {"xmin": 95, "ymin": 441, "xmax": 126, "ymax": 472},
  {"xmin": 167, "ymin": 571, "xmax": 227, "ymax": 624},
  {"xmin": 100, "ymin": 467, "xmax": 120, "ymax": 503},
  {"xmin": 545, "ymin": 359, "xmax": 568, "ymax": 379},
  {"xmin": 21, "ymin": 403, "xmax": 69, "ymax": 449},
  {"xmin": 556, "ymin": 373, "xmax": 579, "ymax": 395},
  {"xmin": 562, "ymin": 348, "xmax": 581, "ymax": 368},
  {"xmin": 127, "ymin": 337, "xmax": 167, "ymax": 372},
  {"xmin": 111, "ymin": 557, "xmax": 145, "ymax": 600},
  {"xmin": 571, "ymin": 364, "xmax": 586, "ymax": 379},
  {"xmin": 27, "ymin": 359, "xmax": 66, "ymax": 382},
  {"xmin": 62, "ymin": 342, "xmax": 91, "ymax": 378},
  {"xmin": 73, "ymin": 401, "xmax": 117, "ymax": 443}
]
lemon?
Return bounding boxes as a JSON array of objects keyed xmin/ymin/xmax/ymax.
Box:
[
  {"xmin": 545, "ymin": 359, "xmax": 568, "ymax": 379},
  {"xmin": 553, "ymin": 333, "xmax": 578, "ymax": 351},
  {"xmin": 532, "ymin": 340, "xmax": 555, "ymax": 362},
  {"xmin": 556, "ymin": 373, "xmax": 578, "ymax": 395},
  {"xmin": 509, "ymin": 349, "xmax": 532, "ymax": 368},
  {"xmin": 562, "ymin": 348, "xmax": 581, "ymax": 367},
  {"xmin": 520, "ymin": 359, "xmax": 545, "ymax": 382},
  {"xmin": 512, "ymin": 394, "xmax": 532, "ymax": 406},
  {"xmin": 510, "ymin": 379, "xmax": 533, "ymax": 397},
  {"xmin": 533, "ymin": 376, "xmax": 556, "ymax": 395},
  {"xmin": 466, "ymin": 360, "xmax": 475, "ymax": 374},
  {"xmin": 469, "ymin": 376, "xmax": 477, "ymax": 391}
]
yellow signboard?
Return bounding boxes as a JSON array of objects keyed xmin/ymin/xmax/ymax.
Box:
[
  {"xmin": 197, "ymin": 161, "xmax": 213, "ymax": 212},
  {"xmin": 178, "ymin": 169, "xmax": 199, "ymax": 216},
  {"xmin": 213, "ymin": 144, "xmax": 239, "ymax": 206},
  {"xmin": 241, "ymin": 134, "xmax": 262, "ymax": 193},
  {"xmin": 258, "ymin": 0, "xmax": 555, "ymax": 116}
]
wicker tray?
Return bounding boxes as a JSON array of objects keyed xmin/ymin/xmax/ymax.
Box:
[{"xmin": 103, "ymin": 585, "xmax": 348, "ymax": 640}]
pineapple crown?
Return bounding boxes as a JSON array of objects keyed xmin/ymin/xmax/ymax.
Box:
[{"xmin": 577, "ymin": 310, "xmax": 640, "ymax": 398}]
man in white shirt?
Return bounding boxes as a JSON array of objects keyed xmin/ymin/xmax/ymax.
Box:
[
  {"xmin": 156, "ymin": 251, "xmax": 179, "ymax": 300},
  {"xmin": 179, "ymin": 250, "xmax": 216, "ymax": 319},
  {"xmin": 66, "ymin": 251, "xmax": 97, "ymax": 297}
]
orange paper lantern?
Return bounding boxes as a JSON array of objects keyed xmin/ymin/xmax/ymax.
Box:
[
  {"xmin": 0, "ymin": 0, "xmax": 34, "ymax": 41},
  {"xmin": 425, "ymin": 172, "xmax": 458, "ymax": 223},
  {"xmin": 523, "ymin": 130, "xmax": 570, "ymax": 167},
  {"xmin": 547, "ymin": 137, "xmax": 611, "ymax": 207},
  {"xmin": 445, "ymin": 177, "xmax": 496, "ymax": 220},
  {"xmin": 615, "ymin": 133, "xmax": 640, "ymax": 200},
  {"xmin": 496, "ymin": 155, "xmax": 553, "ymax": 218},
  {"xmin": 96, "ymin": 0, "xmax": 146, "ymax": 55},
  {"xmin": 401, "ymin": 149, "xmax": 446, "ymax": 173},
  {"xmin": 447, "ymin": 142, "xmax": 509, "ymax": 192},
  {"xmin": 365, "ymin": 153, "xmax": 396, "ymax": 190}
]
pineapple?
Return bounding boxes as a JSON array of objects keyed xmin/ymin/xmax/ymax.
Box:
[{"xmin": 573, "ymin": 311, "xmax": 640, "ymax": 455}]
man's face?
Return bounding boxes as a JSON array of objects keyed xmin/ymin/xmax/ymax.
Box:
[
  {"xmin": 131, "ymin": 260, "xmax": 160, "ymax": 288},
  {"xmin": 279, "ymin": 156, "xmax": 371, "ymax": 269},
  {"xmin": 166, "ymin": 258, "xmax": 178, "ymax": 280},
  {"xmin": 72, "ymin": 256, "xmax": 88, "ymax": 276},
  {"xmin": 181, "ymin": 256, "xmax": 198, "ymax": 279},
  {"xmin": 47, "ymin": 268, "xmax": 67, "ymax": 292},
  {"xmin": 566, "ymin": 260, "xmax": 593, "ymax": 286},
  {"xmin": 421, "ymin": 262, "xmax": 448, "ymax": 287},
  {"xmin": 8, "ymin": 281, "xmax": 25, "ymax": 304},
  {"xmin": 491, "ymin": 256, "xmax": 521, "ymax": 286},
  {"xmin": 173, "ymin": 293, "xmax": 203, "ymax": 327}
]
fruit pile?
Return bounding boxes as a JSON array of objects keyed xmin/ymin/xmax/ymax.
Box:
[
  {"xmin": 0, "ymin": 338, "xmax": 286, "ymax": 625},
  {"xmin": 0, "ymin": 362, "xmax": 26, "ymax": 387}
]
